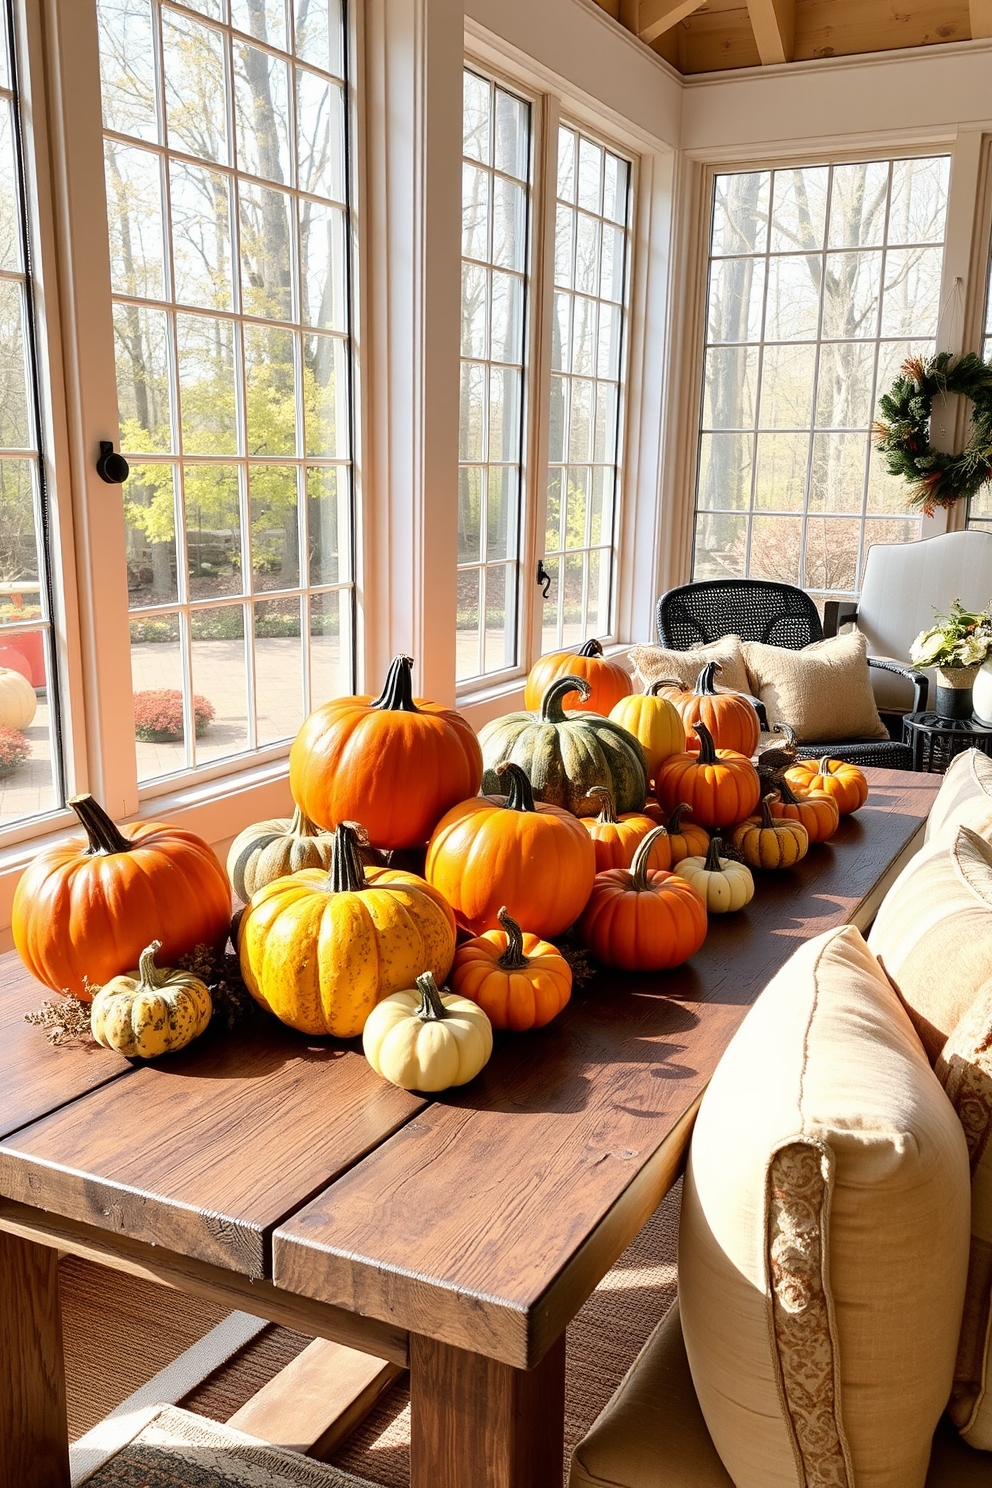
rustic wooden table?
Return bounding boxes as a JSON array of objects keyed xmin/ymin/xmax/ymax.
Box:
[{"xmin": 0, "ymin": 767, "xmax": 940, "ymax": 1488}]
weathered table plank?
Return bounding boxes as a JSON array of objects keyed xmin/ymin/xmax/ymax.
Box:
[
  {"xmin": 0, "ymin": 1019, "xmax": 427, "ymax": 1277},
  {"xmin": 271, "ymin": 768, "xmax": 939, "ymax": 1368}
]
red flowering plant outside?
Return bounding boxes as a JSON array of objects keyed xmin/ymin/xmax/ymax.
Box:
[
  {"xmin": 0, "ymin": 724, "xmax": 30, "ymax": 776},
  {"xmin": 133, "ymin": 690, "xmax": 215, "ymax": 743}
]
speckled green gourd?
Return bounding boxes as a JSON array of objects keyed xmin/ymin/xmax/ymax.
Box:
[
  {"xmin": 90, "ymin": 941, "xmax": 212, "ymax": 1059},
  {"xmin": 478, "ymin": 676, "xmax": 649, "ymax": 816}
]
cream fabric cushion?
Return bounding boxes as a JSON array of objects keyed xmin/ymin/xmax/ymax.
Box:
[
  {"xmin": 570, "ymin": 1300, "xmax": 992, "ymax": 1488},
  {"xmin": 937, "ymin": 990, "xmax": 992, "ymax": 1450},
  {"xmin": 627, "ymin": 635, "xmax": 751, "ymax": 696},
  {"xmin": 679, "ymin": 923, "xmax": 970, "ymax": 1488},
  {"xmin": 869, "ymin": 826, "xmax": 992, "ymax": 1064},
  {"xmin": 925, "ymin": 749, "xmax": 992, "ymax": 846},
  {"xmin": 742, "ymin": 629, "xmax": 889, "ymax": 743}
]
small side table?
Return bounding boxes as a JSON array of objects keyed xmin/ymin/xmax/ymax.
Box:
[{"xmin": 902, "ymin": 712, "xmax": 992, "ymax": 773}]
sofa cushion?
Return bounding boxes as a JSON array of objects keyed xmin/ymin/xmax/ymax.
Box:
[
  {"xmin": 925, "ymin": 749, "xmax": 992, "ymax": 846},
  {"xmin": 678, "ymin": 923, "xmax": 970, "ymax": 1488},
  {"xmin": 937, "ymin": 989, "xmax": 992, "ymax": 1450},
  {"xmin": 869, "ymin": 826, "xmax": 992, "ymax": 1063},
  {"xmin": 627, "ymin": 635, "xmax": 751, "ymax": 696},
  {"xmin": 569, "ymin": 1301, "xmax": 992, "ymax": 1488},
  {"xmin": 742, "ymin": 630, "xmax": 889, "ymax": 743}
]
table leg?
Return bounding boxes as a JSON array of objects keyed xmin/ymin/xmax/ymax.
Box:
[
  {"xmin": 0, "ymin": 1231, "xmax": 69, "ymax": 1488},
  {"xmin": 409, "ymin": 1331, "xmax": 566, "ymax": 1488}
]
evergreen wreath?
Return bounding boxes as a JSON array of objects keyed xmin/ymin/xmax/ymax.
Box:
[{"xmin": 872, "ymin": 350, "xmax": 992, "ymax": 515}]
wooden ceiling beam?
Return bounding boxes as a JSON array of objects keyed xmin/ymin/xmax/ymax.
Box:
[
  {"xmin": 746, "ymin": 0, "xmax": 796, "ymax": 62},
  {"xmin": 972, "ymin": 0, "xmax": 992, "ymax": 36},
  {"xmin": 638, "ymin": 0, "xmax": 709, "ymax": 43}
]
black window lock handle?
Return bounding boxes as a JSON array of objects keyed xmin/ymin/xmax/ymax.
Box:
[
  {"xmin": 537, "ymin": 559, "xmax": 552, "ymax": 599},
  {"xmin": 96, "ymin": 441, "xmax": 130, "ymax": 485}
]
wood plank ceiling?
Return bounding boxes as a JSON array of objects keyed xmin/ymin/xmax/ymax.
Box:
[{"xmin": 600, "ymin": 0, "xmax": 990, "ymax": 73}]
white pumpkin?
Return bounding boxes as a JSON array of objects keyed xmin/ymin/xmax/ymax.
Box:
[
  {"xmin": 363, "ymin": 972, "xmax": 493, "ymax": 1091},
  {"xmin": 0, "ymin": 666, "xmax": 36, "ymax": 729},
  {"xmin": 672, "ymin": 836, "xmax": 754, "ymax": 914}
]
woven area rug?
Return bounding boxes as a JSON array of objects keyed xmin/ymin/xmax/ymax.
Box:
[{"xmin": 79, "ymin": 1404, "xmax": 377, "ymax": 1487}]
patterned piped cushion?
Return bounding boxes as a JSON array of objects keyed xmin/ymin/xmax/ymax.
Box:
[
  {"xmin": 869, "ymin": 826, "xmax": 992, "ymax": 1064},
  {"xmin": 925, "ymin": 748, "xmax": 992, "ymax": 847},
  {"xmin": 937, "ymin": 989, "xmax": 992, "ymax": 1449},
  {"xmin": 679, "ymin": 924, "xmax": 970, "ymax": 1488}
]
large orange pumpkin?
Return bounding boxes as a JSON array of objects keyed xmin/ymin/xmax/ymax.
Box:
[
  {"xmin": 289, "ymin": 655, "xmax": 483, "ymax": 850},
  {"xmin": 580, "ymin": 787, "xmax": 669, "ymax": 873},
  {"xmin": 784, "ymin": 756, "xmax": 869, "ymax": 815},
  {"xmin": 608, "ymin": 683, "xmax": 685, "ymax": 782},
  {"xmin": 654, "ymin": 722, "xmax": 761, "ymax": 830},
  {"xmin": 771, "ymin": 777, "xmax": 840, "ymax": 844},
  {"xmin": 12, "ymin": 794, "xmax": 232, "ymax": 998},
  {"xmin": 450, "ymin": 907, "xmax": 572, "ymax": 1031},
  {"xmin": 426, "ymin": 762, "xmax": 596, "ymax": 937},
  {"xmin": 662, "ymin": 662, "xmax": 760, "ymax": 758},
  {"xmin": 580, "ymin": 827, "xmax": 708, "ymax": 972},
  {"xmin": 524, "ymin": 638, "xmax": 632, "ymax": 717}
]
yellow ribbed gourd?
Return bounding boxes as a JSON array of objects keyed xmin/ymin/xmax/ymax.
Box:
[
  {"xmin": 238, "ymin": 823, "xmax": 456, "ymax": 1038},
  {"xmin": 363, "ymin": 972, "xmax": 493, "ymax": 1091},
  {"xmin": 90, "ymin": 940, "xmax": 212, "ymax": 1058},
  {"xmin": 730, "ymin": 793, "xmax": 809, "ymax": 871}
]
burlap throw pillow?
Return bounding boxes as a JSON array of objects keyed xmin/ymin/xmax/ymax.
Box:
[
  {"xmin": 627, "ymin": 635, "xmax": 750, "ymax": 696},
  {"xmin": 680, "ymin": 923, "xmax": 970, "ymax": 1488},
  {"xmin": 742, "ymin": 630, "xmax": 888, "ymax": 743}
]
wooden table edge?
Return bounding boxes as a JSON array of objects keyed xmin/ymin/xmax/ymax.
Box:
[{"xmin": 0, "ymin": 1196, "xmax": 410, "ymax": 1368}]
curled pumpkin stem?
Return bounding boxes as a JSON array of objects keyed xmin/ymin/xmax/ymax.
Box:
[
  {"xmin": 589, "ymin": 786, "xmax": 618, "ymax": 824},
  {"xmin": 415, "ymin": 971, "xmax": 449, "ymax": 1022},
  {"xmin": 760, "ymin": 792, "xmax": 782, "ymax": 828},
  {"xmin": 541, "ymin": 674, "xmax": 592, "ymax": 723},
  {"xmin": 69, "ymin": 794, "xmax": 132, "ymax": 857},
  {"xmin": 496, "ymin": 762, "xmax": 538, "ymax": 813},
  {"xmin": 666, "ymin": 803, "xmax": 693, "ymax": 834},
  {"xmin": 578, "ymin": 639, "xmax": 604, "ymax": 658},
  {"xmin": 496, "ymin": 907, "xmax": 529, "ymax": 970},
  {"xmin": 629, "ymin": 826, "xmax": 669, "ymax": 891}
]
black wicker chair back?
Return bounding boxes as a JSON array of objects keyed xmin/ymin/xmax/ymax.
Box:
[{"xmin": 657, "ymin": 578, "xmax": 824, "ymax": 651}]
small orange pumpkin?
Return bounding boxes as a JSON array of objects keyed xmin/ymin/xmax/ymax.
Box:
[
  {"xmin": 608, "ymin": 682, "xmax": 685, "ymax": 782},
  {"xmin": 580, "ymin": 827, "xmax": 708, "ymax": 972},
  {"xmin": 731, "ymin": 793, "xmax": 809, "ymax": 870},
  {"xmin": 654, "ymin": 722, "xmax": 761, "ymax": 831},
  {"xmin": 662, "ymin": 662, "xmax": 760, "ymax": 758},
  {"xmin": 450, "ymin": 906, "xmax": 572, "ymax": 1031},
  {"xmin": 524, "ymin": 638, "xmax": 632, "ymax": 717},
  {"xmin": 426, "ymin": 762, "xmax": 596, "ymax": 937},
  {"xmin": 580, "ymin": 787, "xmax": 669, "ymax": 874},
  {"xmin": 771, "ymin": 777, "xmax": 840, "ymax": 844},
  {"xmin": 785, "ymin": 756, "xmax": 869, "ymax": 815},
  {"xmin": 660, "ymin": 803, "xmax": 710, "ymax": 866}
]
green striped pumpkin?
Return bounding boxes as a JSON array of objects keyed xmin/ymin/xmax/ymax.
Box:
[
  {"xmin": 479, "ymin": 676, "xmax": 648, "ymax": 817},
  {"xmin": 227, "ymin": 804, "xmax": 336, "ymax": 902}
]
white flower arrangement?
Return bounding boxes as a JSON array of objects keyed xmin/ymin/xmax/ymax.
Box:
[{"xmin": 910, "ymin": 600, "xmax": 992, "ymax": 671}]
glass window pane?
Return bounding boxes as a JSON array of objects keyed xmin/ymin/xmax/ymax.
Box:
[
  {"xmin": 490, "ymin": 271, "xmax": 523, "ymax": 363},
  {"xmin": 758, "ymin": 343, "xmax": 816, "ymax": 429},
  {"xmin": 694, "ymin": 511, "xmax": 747, "ymax": 580},
  {"xmin": 482, "ymin": 563, "xmax": 514, "ymax": 673},
  {"xmin": 697, "ymin": 434, "xmax": 753, "ymax": 512},
  {"xmin": 125, "ymin": 463, "xmax": 179, "ymax": 607},
  {"xmin": 177, "ymin": 313, "xmax": 238, "ymax": 454},
  {"xmin": 888, "ymin": 157, "xmax": 950, "ymax": 246},
  {"xmin": 300, "ymin": 200, "xmax": 346, "ymax": 330},
  {"xmin": 815, "ymin": 341, "xmax": 876, "ymax": 429},
  {"xmin": 105, "ymin": 142, "xmax": 165, "ymax": 300},
  {"xmin": 462, "ymin": 164, "xmax": 490, "ymax": 261},
  {"xmin": 303, "ymin": 332, "xmax": 349, "ymax": 457},
  {"xmin": 0, "ymin": 282, "xmax": 31, "ymax": 450},
  {"xmin": 803, "ymin": 516, "xmax": 862, "ymax": 593},
  {"xmin": 703, "ymin": 346, "xmax": 758, "ymax": 430},
  {"xmin": 880, "ymin": 246, "xmax": 944, "ymax": 338},
  {"xmin": 294, "ymin": 0, "xmax": 344, "ymax": 76},
  {"xmin": 296, "ymin": 69, "xmax": 345, "ymax": 201},
  {"xmin": 255, "ymin": 598, "xmax": 304, "ymax": 743},
  {"xmin": 711, "ymin": 172, "xmax": 770, "ymax": 256},
  {"xmin": 163, "ymin": 11, "xmax": 228, "ymax": 165},
  {"xmin": 489, "ymin": 365, "xmax": 521, "ymax": 464},
  {"xmin": 0, "ymin": 101, "xmax": 20, "ymax": 273},
  {"xmin": 769, "ymin": 167, "xmax": 828, "ymax": 254},
  {"xmin": 461, "ymin": 263, "xmax": 487, "ymax": 358},
  {"xmin": 572, "ymin": 297, "xmax": 595, "ymax": 377},
  {"xmin": 557, "ymin": 128, "xmax": 575, "ymax": 204},
  {"xmin": 555, "ymin": 204, "xmax": 574, "ymax": 289},
  {"xmin": 0, "ymin": 459, "xmax": 41, "ymax": 593},
  {"xmin": 821, "ymin": 251, "xmax": 882, "ymax": 339},
  {"xmin": 239, "ymin": 180, "xmax": 294, "ymax": 320},
  {"xmin": 577, "ymin": 138, "xmax": 602, "ymax": 214},
  {"xmin": 568, "ymin": 378, "xmax": 593, "ymax": 462},
  {"xmin": 493, "ymin": 178, "xmax": 527, "ymax": 273},
  {"xmin": 463, "ymin": 72, "xmax": 491, "ymax": 165},
  {"xmin": 754, "ymin": 431, "xmax": 808, "ymax": 511},
  {"xmin": 98, "ymin": 0, "xmax": 159, "ymax": 142},
  {"xmin": 458, "ymin": 466, "xmax": 482, "ymax": 563},
  {"xmin": 171, "ymin": 161, "xmax": 234, "ymax": 310},
  {"xmin": 231, "ymin": 0, "xmax": 287, "ymax": 49},
  {"xmin": 307, "ymin": 465, "xmax": 348, "ymax": 584},
  {"xmin": 565, "ymin": 467, "xmax": 590, "ymax": 549},
  {"xmin": 456, "ymin": 567, "xmax": 481, "ymax": 682},
  {"xmin": 764, "ymin": 255, "xmax": 821, "ymax": 341},
  {"xmin": 459, "ymin": 362, "xmax": 485, "ymax": 462},
  {"xmin": 235, "ymin": 44, "xmax": 291, "ymax": 184},
  {"xmin": 808, "ymin": 431, "xmax": 867, "ymax": 513},
  {"xmin": 488, "ymin": 467, "xmax": 517, "ymax": 561},
  {"xmin": 494, "ymin": 89, "xmax": 528, "ymax": 182},
  {"xmin": 309, "ymin": 587, "xmax": 351, "ymax": 706},
  {"xmin": 250, "ymin": 463, "xmax": 300, "ymax": 590},
  {"xmin": 603, "ymin": 154, "xmax": 628, "ymax": 227},
  {"xmin": 575, "ymin": 215, "xmax": 599, "ymax": 296},
  {"xmin": 185, "ymin": 464, "xmax": 244, "ymax": 598},
  {"xmin": 191, "ymin": 603, "xmax": 249, "ymax": 761},
  {"xmin": 131, "ymin": 613, "xmax": 186, "ymax": 781},
  {"xmin": 827, "ymin": 162, "xmax": 889, "ymax": 248},
  {"xmin": 749, "ymin": 514, "xmax": 802, "ymax": 583},
  {"xmin": 708, "ymin": 258, "xmax": 766, "ymax": 343}
]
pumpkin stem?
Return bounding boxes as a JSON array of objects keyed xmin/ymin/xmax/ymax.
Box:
[
  {"xmin": 328, "ymin": 822, "xmax": 370, "ymax": 892},
  {"xmin": 371, "ymin": 655, "xmax": 420, "ymax": 714},
  {"xmin": 578, "ymin": 639, "xmax": 604, "ymax": 658},
  {"xmin": 497, "ymin": 762, "xmax": 537, "ymax": 813},
  {"xmin": 630, "ymin": 826, "xmax": 668, "ymax": 891},
  {"xmin": 760, "ymin": 792, "xmax": 781, "ymax": 828},
  {"xmin": 693, "ymin": 721, "xmax": 718, "ymax": 765},
  {"xmin": 137, "ymin": 941, "xmax": 165, "ymax": 989},
  {"xmin": 415, "ymin": 971, "xmax": 449, "ymax": 1022},
  {"xmin": 773, "ymin": 722, "xmax": 798, "ymax": 750},
  {"xmin": 818, "ymin": 757, "xmax": 837, "ymax": 777},
  {"xmin": 666, "ymin": 803, "xmax": 693, "ymax": 834},
  {"xmin": 496, "ymin": 907, "xmax": 529, "ymax": 970},
  {"xmin": 69, "ymin": 794, "xmax": 133, "ymax": 856},
  {"xmin": 693, "ymin": 661, "xmax": 722, "ymax": 696},
  {"xmin": 541, "ymin": 674, "xmax": 591, "ymax": 722},
  {"xmin": 288, "ymin": 801, "xmax": 323, "ymax": 838},
  {"xmin": 647, "ymin": 680, "xmax": 671, "ymax": 697},
  {"xmin": 774, "ymin": 775, "xmax": 801, "ymax": 805},
  {"xmin": 704, "ymin": 836, "xmax": 724, "ymax": 872},
  {"xmin": 589, "ymin": 786, "xmax": 618, "ymax": 824}
]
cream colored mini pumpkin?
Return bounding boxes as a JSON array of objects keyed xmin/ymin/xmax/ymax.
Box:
[
  {"xmin": 90, "ymin": 940, "xmax": 212, "ymax": 1058},
  {"xmin": 673, "ymin": 835, "xmax": 754, "ymax": 914},
  {"xmin": 363, "ymin": 972, "xmax": 493, "ymax": 1092},
  {"xmin": 0, "ymin": 666, "xmax": 36, "ymax": 729}
]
